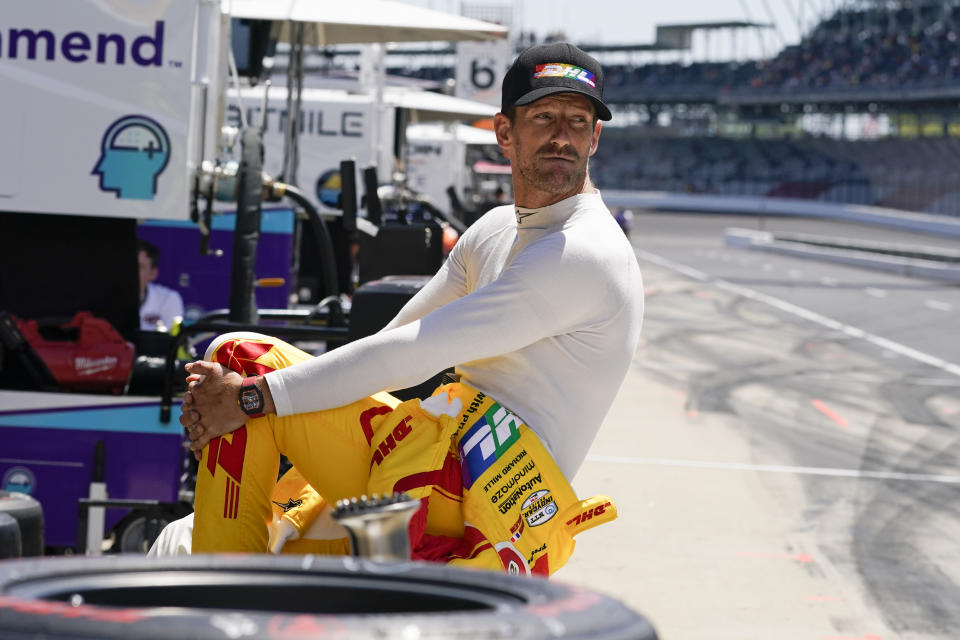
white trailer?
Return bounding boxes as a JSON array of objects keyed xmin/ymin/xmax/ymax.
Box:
[
  {"xmin": 0, "ymin": 0, "xmax": 226, "ymax": 221},
  {"xmin": 0, "ymin": 0, "xmax": 507, "ymax": 222},
  {"xmin": 405, "ymin": 122, "xmax": 502, "ymax": 212},
  {"xmin": 225, "ymin": 85, "xmax": 496, "ymax": 212}
]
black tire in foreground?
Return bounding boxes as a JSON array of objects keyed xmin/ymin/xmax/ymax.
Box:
[
  {"xmin": 0, "ymin": 554, "xmax": 657, "ymax": 640},
  {"xmin": 0, "ymin": 512, "xmax": 21, "ymax": 559},
  {"xmin": 0, "ymin": 491, "xmax": 43, "ymax": 556}
]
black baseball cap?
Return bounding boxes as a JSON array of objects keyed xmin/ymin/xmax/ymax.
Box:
[{"xmin": 501, "ymin": 42, "xmax": 612, "ymax": 121}]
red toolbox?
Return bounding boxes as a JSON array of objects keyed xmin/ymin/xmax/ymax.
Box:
[{"xmin": 14, "ymin": 312, "xmax": 134, "ymax": 394}]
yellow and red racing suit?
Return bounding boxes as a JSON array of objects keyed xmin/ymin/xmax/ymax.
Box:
[{"xmin": 193, "ymin": 334, "xmax": 617, "ymax": 576}]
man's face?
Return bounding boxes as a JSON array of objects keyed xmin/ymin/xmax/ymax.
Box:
[
  {"xmin": 138, "ymin": 250, "xmax": 157, "ymax": 293},
  {"xmin": 495, "ymin": 93, "xmax": 601, "ymax": 201}
]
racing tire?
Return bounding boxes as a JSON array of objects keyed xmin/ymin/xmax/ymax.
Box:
[
  {"xmin": 109, "ymin": 505, "xmax": 193, "ymax": 554},
  {"xmin": 0, "ymin": 491, "xmax": 43, "ymax": 557},
  {"xmin": 0, "ymin": 513, "xmax": 21, "ymax": 559},
  {"xmin": 0, "ymin": 554, "xmax": 658, "ymax": 640}
]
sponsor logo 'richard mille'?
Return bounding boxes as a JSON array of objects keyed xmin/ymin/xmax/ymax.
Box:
[{"xmin": 458, "ymin": 403, "xmax": 522, "ymax": 488}]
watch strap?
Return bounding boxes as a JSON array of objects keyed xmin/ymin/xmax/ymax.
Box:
[{"xmin": 238, "ymin": 377, "xmax": 265, "ymax": 419}]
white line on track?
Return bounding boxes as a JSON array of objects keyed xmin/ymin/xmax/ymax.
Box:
[
  {"xmin": 924, "ymin": 299, "xmax": 953, "ymax": 312},
  {"xmin": 586, "ymin": 455, "xmax": 960, "ymax": 485},
  {"xmin": 913, "ymin": 378, "xmax": 960, "ymax": 387},
  {"xmin": 864, "ymin": 287, "xmax": 888, "ymax": 298},
  {"xmin": 636, "ymin": 248, "xmax": 960, "ymax": 378}
]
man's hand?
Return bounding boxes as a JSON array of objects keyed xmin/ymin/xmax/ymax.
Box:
[{"xmin": 179, "ymin": 361, "xmax": 247, "ymax": 452}]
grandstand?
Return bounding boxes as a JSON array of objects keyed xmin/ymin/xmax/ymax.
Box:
[
  {"xmin": 593, "ymin": 0, "xmax": 960, "ymax": 218},
  {"xmin": 592, "ymin": 133, "xmax": 960, "ymax": 216},
  {"xmin": 267, "ymin": 0, "xmax": 960, "ymax": 219}
]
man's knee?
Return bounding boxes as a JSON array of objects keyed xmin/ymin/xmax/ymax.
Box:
[{"xmin": 203, "ymin": 332, "xmax": 273, "ymax": 361}]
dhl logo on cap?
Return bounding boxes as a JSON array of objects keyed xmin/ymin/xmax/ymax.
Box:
[{"xmin": 533, "ymin": 63, "xmax": 596, "ymax": 88}]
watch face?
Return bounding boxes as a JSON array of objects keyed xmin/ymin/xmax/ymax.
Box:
[{"xmin": 240, "ymin": 387, "xmax": 262, "ymax": 414}]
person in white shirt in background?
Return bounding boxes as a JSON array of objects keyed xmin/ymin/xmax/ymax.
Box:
[{"xmin": 138, "ymin": 239, "xmax": 184, "ymax": 332}]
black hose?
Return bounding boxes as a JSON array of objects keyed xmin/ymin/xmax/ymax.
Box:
[
  {"xmin": 276, "ymin": 183, "xmax": 345, "ymax": 327},
  {"xmin": 228, "ymin": 128, "xmax": 264, "ymax": 324}
]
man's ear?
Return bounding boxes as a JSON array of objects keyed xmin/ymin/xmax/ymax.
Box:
[
  {"xmin": 493, "ymin": 112, "xmax": 513, "ymax": 158},
  {"xmin": 588, "ymin": 120, "xmax": 602, "ymax": 157}
]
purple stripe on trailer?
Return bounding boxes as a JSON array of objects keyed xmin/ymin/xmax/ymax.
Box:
[{"xmin": 1, "ymin": 401, "xmax": 187, "ymax": 548}]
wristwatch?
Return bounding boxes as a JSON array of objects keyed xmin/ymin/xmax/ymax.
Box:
[{"xmin": 238, "ymin": 377, "xmax": 265, "ymax": 419}]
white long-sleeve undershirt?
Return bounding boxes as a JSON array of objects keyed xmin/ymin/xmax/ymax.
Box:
[{"xmin": 264, "ymin": 191, "xmax": 643, "ymax": 477}]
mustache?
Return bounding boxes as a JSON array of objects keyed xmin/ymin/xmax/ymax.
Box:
[{"xmin": 537, "ymin": 146, "xmax": 579, "ymax": 160}]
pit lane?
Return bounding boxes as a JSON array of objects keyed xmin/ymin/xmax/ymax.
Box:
[{"xmin": 562, "ymin": 211, "xmax": 960, "ymax": 640}]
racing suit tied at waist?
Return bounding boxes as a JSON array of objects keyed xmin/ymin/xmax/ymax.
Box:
[
  {"xmin": 258, "ymin": 379, "xmax": 617, "ymax": 576},
  {"xmin": 425, "ymin": 382, "xmax": 618, "ymax": 576}
]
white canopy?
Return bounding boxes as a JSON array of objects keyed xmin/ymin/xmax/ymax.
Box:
[
  {"xmin": 236, "ymin": 85, "xmax": 496, "ymax": 121},
  {"xmin": 407, "ymin": 122, "xmax": 498, "ymax": 144},
  {"xmin": 384, "ymin": 87, "xmax": 497, "ymax": 121},
  {"xmin": 224, "ymin": 0, "xmax": 508, "ymax": 45}
]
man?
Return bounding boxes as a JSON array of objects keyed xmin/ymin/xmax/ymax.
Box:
[
  {"xmin": 138, "ymin": 239, "xmax": 184, "ymax": 332},
  {"xmin": 176, "ymin": 42, "xmax": 643, "ymax": 575}
]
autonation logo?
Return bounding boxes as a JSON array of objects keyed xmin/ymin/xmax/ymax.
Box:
[{"xmin": 0, "ymin": 21, "xmax": 166, "ymax": 66}]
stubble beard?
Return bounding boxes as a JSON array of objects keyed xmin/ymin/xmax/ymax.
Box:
[{"xmin": 515, "ymin": 143, "xmax": 588, "ymax": 197}]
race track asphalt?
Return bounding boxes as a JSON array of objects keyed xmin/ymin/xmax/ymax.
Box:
[{"xmin": 560, "ymin": 212, "xmax": 960, "ymax": 640}]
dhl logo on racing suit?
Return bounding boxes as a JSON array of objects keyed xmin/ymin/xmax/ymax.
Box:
[
  {"xmin": 565, "ymin": 501, "xmax": 612, "ymax": 527},
  {"xmin": 371, "ymin": 416, "xmax": 413, "ymax": 467}
]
